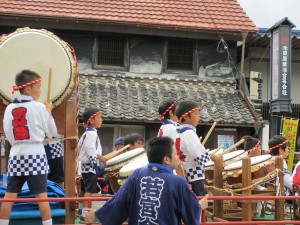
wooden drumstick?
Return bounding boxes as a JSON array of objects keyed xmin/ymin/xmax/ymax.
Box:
[
  {"xmin": 219, "ymin": 139, "xmax": 245, "ymax": 157},
  {"xmin": 210, "ymin": 144, "xmax": 224, "ymax": 154},
  {"xmin": 47, "ymin": 68, "xmax": 52, "ymax": 102},
  {"xmin": 103, "ymin": 144, "xmax": 130, "ymax": 160},
  {"xmin": 202, "ymin": 121, "xmax": 217, "ymax": 145}
]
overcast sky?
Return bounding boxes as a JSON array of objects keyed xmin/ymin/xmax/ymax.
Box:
[{"xmin": 237, "ymin": 0, "xmax": 299, "ymax": 29}]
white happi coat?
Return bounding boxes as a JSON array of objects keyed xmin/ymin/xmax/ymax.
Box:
[{"xmin": 3, "ymin": 95, "xmax": 57, "ymax": 176}]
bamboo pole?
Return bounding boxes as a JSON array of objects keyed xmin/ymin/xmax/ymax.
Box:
[
  {"xmin": 103, "ymin": 144, "xmax": 130, "ymax": 160},
  {"xmin": 219, "ymin": 139, "xmax": 245, "ymax": 157},
  {"xmin": 47, "ymin": 68, "xmax": 52, "ymax": 102},
  {"xmin": 202, "ymin": 121, "xmax": 217, "ymax": 145},
  {"xmin": 210, "ymin": 144, "xmax": 224, "ymax": 155}
]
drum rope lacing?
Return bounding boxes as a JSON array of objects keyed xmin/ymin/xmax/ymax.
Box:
[
  {"xmin": 0, "ymin": 136, "xmax": 78, "ymax": 143},
  {"xmin": 205, "ymin": 168, "xmax": 284, "ymax": 196}
]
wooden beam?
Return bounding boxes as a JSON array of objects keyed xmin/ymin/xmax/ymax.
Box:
[
  {"xmin": 64, "ymin": 101, "xmax": 77, "ymax": 224},
  {"xmin": 275, "ymin": 156, "xmax": 284, "ymax": 221},
  {"xmin": 242, "ymin": 157, "xmax": 252, "ymax": 221}
]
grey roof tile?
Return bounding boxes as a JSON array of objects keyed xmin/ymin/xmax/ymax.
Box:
[{"xmin": 78, "ymin": 75, "xmax": 256, "ymax": 125}]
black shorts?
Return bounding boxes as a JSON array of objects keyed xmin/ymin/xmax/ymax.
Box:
[
  {"xmin": 81, "ymin": 173, "xmax": 99, "ymax": 193},
  {"xmin": 48, "ymin": 157, "xmax": 64, "ymax": 183},
  {"xmin": 7, "ymin": 174, "xmax": 48, "ymax": 194}
]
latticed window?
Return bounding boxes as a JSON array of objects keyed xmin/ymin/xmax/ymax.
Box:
[
  {"xmin": 167, "ymin": 39, "xmax": 193, "ymax": 70},
  {"xmin": 97, "ymin": 34, "xmax": 125, "ymax": 67}
]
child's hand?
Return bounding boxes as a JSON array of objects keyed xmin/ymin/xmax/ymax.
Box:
[
  {"xmin": 199, "ymin": 194, "xmax": 209, "ymax": 210},
  {"xmin": 44, "ymin": 100, "xmax": 53, "ymax": 114},
  {"xmin": 98, "ymin": 155, "xmax": 108, "ymax": 163},
  {"xmin": 84, "ymin": 208, "xmax": 97, "ymax": 223}
]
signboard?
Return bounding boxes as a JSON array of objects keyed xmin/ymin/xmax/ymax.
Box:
[
  {"xmin": 282, "ymin": 118, "xmax": 298, "ymax": 172},
  {"xmin": 270, "ymin": 24, "xmax": 292, "ymax": 113},
  {"xmin": 217, "ymin": 135, "xmax": 235, "ymax": 150}
]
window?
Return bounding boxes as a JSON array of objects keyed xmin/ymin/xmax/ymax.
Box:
[
  {"xmin": 94, "ymin": 33, "xmax": 128, "ymax": 69},
  {"xmin": 213, "ymin": 128, "xmax": 237, "ymax": 150},
  {"xmin": 167, "ymin": 39, "xmax": 194, "ymax": 70}
]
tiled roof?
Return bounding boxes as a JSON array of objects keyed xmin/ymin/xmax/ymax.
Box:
[
  {"xmin": 246, "ymin": 28, "xmax": 300, "ymax": 50},
  {"xmin": 78, "ymin": 75, "xmax": 256, "ymax": 125},
  {"xmin": 0, "ymin": 0, "xmax": 257, "ymax": 33}
]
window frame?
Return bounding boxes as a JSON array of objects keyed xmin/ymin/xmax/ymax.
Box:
[
  {"xmin": 164, "ymin": 37, "xmax": 198, "ymax": 74},
  {"xmin": 93, "ymin": 33, "xmax": 129, "ymax": 71}
]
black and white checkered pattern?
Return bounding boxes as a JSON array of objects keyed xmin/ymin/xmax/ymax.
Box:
[
  {"xmin": 186, "ymin": 166, "xmax": 204, "ymax": 180},
  {"xmin": 44, "ymin": 140, "xmax": 63, "ymax": 160},
  {"xmin": 81, "ymin": 156, "xmax": 98, "ymax": 174},
  {"xmin": 8, "ymin": 154, "xmax": 49, "ymax": 176},
  {"xmin": 81, "ymin": 163, "xmax": 93, "ymax": 173},
  {"xmin": 195, "ymin": 152, "xmax": 210, "ymax": 166},
  {"xmin": 185, "ymin": 152, "xmax": 210, "ymax": 181}
]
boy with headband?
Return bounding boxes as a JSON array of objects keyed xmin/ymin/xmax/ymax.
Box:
[
  {"xmin": 0, "ymin": 70, "xmax": 57, "ymax": 225},
  {"xmin": 175, "ymin": 100, "xmax": 217, "ymax": 196}
]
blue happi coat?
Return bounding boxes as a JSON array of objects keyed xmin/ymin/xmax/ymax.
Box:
[{"xmin": 95, "ymin": 164, "xmax": 201, "ymax": 225}]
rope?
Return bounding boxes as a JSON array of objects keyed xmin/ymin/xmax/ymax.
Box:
[
  {"xmin": 205, "ymin": 169, "xmax": 284, "ymax": 196},
  {"xmin": 0, "ymin": 136, "xmax": 78, "ymax": 143}
]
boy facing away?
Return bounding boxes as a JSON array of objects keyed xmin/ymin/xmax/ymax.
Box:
[
  {"xmin": 0, "ymin": 70, "xmax": 57, "ymax": 225},
  {"xmin": 157, "ymin": 99, "xmax": 179, "ymax": 141}
]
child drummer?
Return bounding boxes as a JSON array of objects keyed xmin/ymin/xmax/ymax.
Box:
[
  {"xmin": 77, "ymin": 107, "xmax": 107, "ymax": 219},
  {"xmin": 175, "ymin": 100, "xmax": 218, "ymax": 196},
  {"xmin": 268, "ymin": 135, "xmax": 293, "ymax": 195},
  {"xmin": 157, "ymin": 99, "xmax": 179, "ymax": 140}
]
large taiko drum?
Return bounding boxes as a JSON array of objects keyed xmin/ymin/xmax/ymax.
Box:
[
  {"xmin": 0, "ymin": 27, "xmax": 77, "ymax": 107},
  {"xmin": 118, "ymin": 154, "xmax": 148, "ymax": 187},
  {"xmin": 205, "ymin": 150, "xmax": 247, "ymax": 183},
  {"xmin": 104, "ymin": 147, "xmax": 145, "ymax": 193},
  {"xmin": 223, "ymin": 154, "xmax": 276, "ymax": 189}
]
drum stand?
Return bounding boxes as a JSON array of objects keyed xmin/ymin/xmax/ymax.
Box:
[
  {"xmin": 293, "ymin": 187, "xmax": 300, "ymax": 220},
  {"xmin": 51, "ymin": 101, "xmax": 77, "ymax": 223},
  {"xmin": 206, "ymin": 156, "xmax": 284, "ymax": 222}
]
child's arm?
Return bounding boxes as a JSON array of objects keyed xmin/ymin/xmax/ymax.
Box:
[
  {"xmin": 41, "ymin": 102, "xmax": 57, "ymax": 138},
  {"xmin": 98, "ymin": 155, "xmax": 108, "ymax": 163},
  {"xmin": 44, "ymin": 100, "xmax": 54, "ymax": 114},
  {"xmin": 184, "ymin": 130, "xmax": 209, "ymax": 158}
]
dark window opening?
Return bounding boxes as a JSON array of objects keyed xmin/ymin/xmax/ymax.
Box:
[
  {"xmin": 167, "ymin": 39, "xmax": 193, "ymax": 70},
  {"xmin": 98, "ymin": 34, "xmax": 125, "ymax": 67}
]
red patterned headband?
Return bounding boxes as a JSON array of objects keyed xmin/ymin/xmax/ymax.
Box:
[
  {"xmin": 179, "ymin": 106, "xmax": 201, "ymax": 121},
  {"xmin": 247, "ymin": 140, "xmax": 260, "ymax": 155},
  {"xmin": 11, "ymin": 78, "xmax": 42, "ymax": 94},
  {"xmin": 158, "ymin": 101, "xmax": 176, "ymax": 120},
  {"xmin": 84, "ymin": 111, "xmax": 102, "ymax": 128},
  {"xmin": 267, "ymin": 139, "xmax": 289, "ymax": 153}
]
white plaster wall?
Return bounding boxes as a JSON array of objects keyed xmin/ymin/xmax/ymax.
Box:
[{"xmin": 242, "ymin": 60, "xmax": 300, "ymax": 104}]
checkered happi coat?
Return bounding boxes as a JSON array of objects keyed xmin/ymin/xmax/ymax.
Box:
[
  {"xmin": 178, "ymin": 124, "xmax": 211, "ymax": 182},
  {"xmin": 8, "ymin": 154, "xmax": 49, "ymax": 176},
  {"xmin": 44, "ymin": 140, "xmax": 64, "ymax": 160}
]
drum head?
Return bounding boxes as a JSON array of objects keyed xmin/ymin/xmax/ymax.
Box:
[
  {"xmin": 106, "ymin": 147, "xmax": 145, "ymax": 167},
  {"xmin": 223, "ymin": 150, "xmax": 245, "ymax": 161},
  {"xmin": 0, "ymin": 28, "xmax": 77, "ymax": 107},
  {"xmin": 205, "ymin": 160, "xmax": 214, "ymax": 167},
  {"xmin": 224, "ymin": 154, "xmax": 272, "ymax": 171},
  {"xmin": 119, "ymin": 154, "xmax": 148, "ymax": 177}
]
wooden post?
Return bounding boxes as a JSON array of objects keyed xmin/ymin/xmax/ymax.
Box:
[
  {"xmin": 213, "ymin": 155, "xmax": 224, "ymax": 219},
  {"xmin": 64, "ymin": 101, "xmax": 77, "ymax": 224},
  {"xmin": 239, "ymin": 31, "xmax": 248, "ymax": 95},
  {"xmin": 242, "ymin": 157, "xmax": 252, "ymax": 221},
  {"xmin": 275, "ymin": 156, "xmax": 284, "ymax": 221}
]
